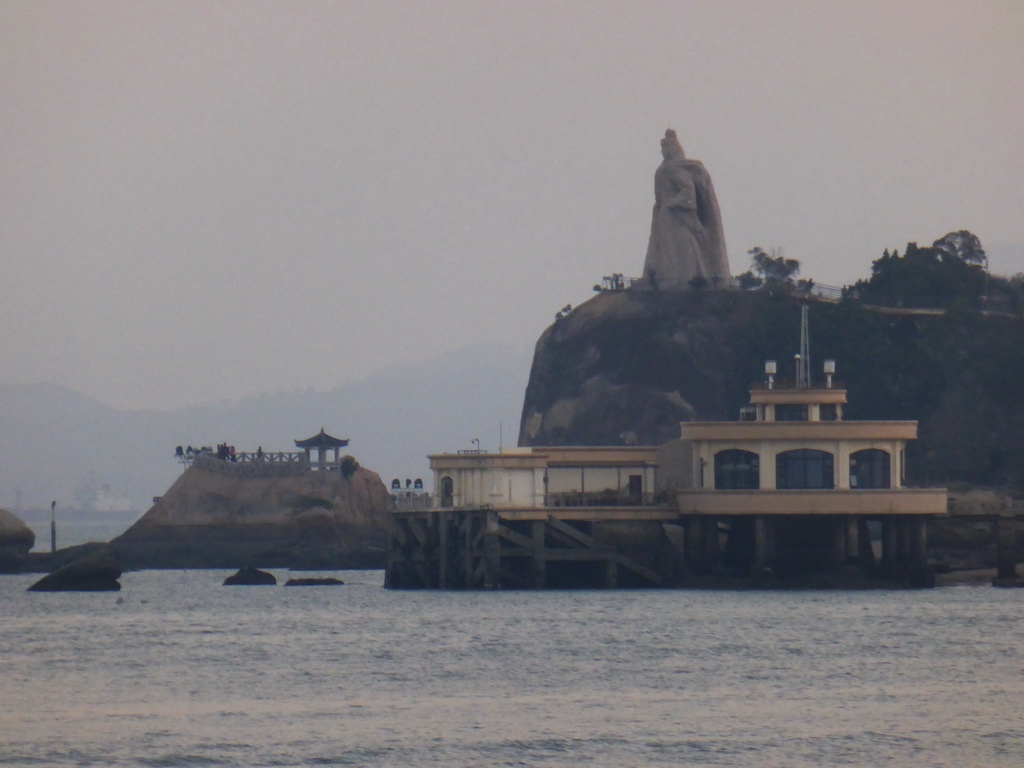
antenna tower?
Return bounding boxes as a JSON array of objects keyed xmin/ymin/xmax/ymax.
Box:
[{"xmin": 798, "ymin": 305, "xmax": 811, "ymax": 388}]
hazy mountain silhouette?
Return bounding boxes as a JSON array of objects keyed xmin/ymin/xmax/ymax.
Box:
[{"xmin": 0, "ymin": 345, "xmax": 531, "ymax": 512}]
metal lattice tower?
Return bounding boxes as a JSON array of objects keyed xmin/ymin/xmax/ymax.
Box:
[{"xmin": 798, "ymin": 304, "xmax": 811, "ymax": 388}]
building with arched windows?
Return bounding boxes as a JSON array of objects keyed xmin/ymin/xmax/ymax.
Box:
[
  {"xmin": 673, "ymin": 364, "xmax": 947, "ymax": 579},
  {"xmin": 386, "ymin": 362, "xmax": 948, "ymax": 589}
]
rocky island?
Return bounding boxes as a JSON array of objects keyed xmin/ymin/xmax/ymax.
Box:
[{"xmin": 113, "ymin": 448, "xmax": 392, "ymax": 570}]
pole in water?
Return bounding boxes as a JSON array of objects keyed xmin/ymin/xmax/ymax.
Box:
[{"xmin": 50, "ymin": 500, "xmax": 56, "ymax": 553}]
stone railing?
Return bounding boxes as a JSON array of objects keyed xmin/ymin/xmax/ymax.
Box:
[
  {"xmin": 192, "ymin": 451, "xmax": 309, "ymax": 476},
  {"xmin": 391, "ymin": 493, "xmax": 434, "ymax": 512},
  {"xmin": 546, "ymin": 491, "xmax": 667, "ymax": 508}
]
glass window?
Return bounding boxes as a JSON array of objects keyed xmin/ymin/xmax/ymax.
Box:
[
  {"xmin": 776, "ymin": 449, "xmax": 834, "ymax": 489},
  {"xmin": 850, "ymin": 449, "xmax": 890, "ymax": 489},
  {"xmin": 715, "ymin": 449, "xmax": 760, "ymax": 490},
  {"xmin": 775, "ymin": 404, "xmax": 808, "ymax": 421},
  {"xmin": 819, "ymin": 404, "xmax": 837, "ymax": 421}
]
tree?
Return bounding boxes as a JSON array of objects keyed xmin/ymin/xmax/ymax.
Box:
[
  {"xmin": 933, "ymin": 230, "xmax": 986, "ymax": 265},
  {"xmin": 747, "ymin": 247, "xmax": 800, "ymax": 291},
  {"xmin": 854, "ymin": 238, "xmax": 987, "ymax": 309}
]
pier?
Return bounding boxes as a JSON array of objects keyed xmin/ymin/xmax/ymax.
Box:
[
  {"xmin": 386, "ymin": 506, "xmax": 678, "ymax": 589},
  {"xmin": 385, "ymin": 354, "xmax": 960, "ymax": 589}
]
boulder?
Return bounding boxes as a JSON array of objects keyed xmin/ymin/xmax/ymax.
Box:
[
  {"xmin": 284, "ymin": 577, "xmax": 344, "ymax": 586},
  {"xmin": 223, "ymin": 566, "xmax": 277, "ymax": 585},
  {"xmin": 0, "ymin": 508, "xmax": 35, "ymax": 573},
  {"xmin": 27, "ymin": 546, "xmax": 121, "ymax": 591}
]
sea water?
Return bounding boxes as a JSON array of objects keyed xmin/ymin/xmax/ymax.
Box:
[{"xmin": 1, "ymin": 570, "xmax": 1022, "ymax": 768}]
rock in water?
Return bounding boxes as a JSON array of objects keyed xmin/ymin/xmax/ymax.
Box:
[
  {"xmin": 223, "ymin": 566, "xmax": 277, "ymax": 585},
  {"xmin": 112, "ymin": 463, "xmax": 392, "ymax": 570},
  {"xmin": 284, "ymin": 577, "xmax": 345, "ymax": 586},
  {"xmin": 0, "ymin": 508, "xmax": 35, "ymax": 573},
  {"xmin": 641, "ymin": 129, "xmax": 730, "ymax": 290},
  {"xmin": 27, "ymin": 546, "xmax": 122, "ymax": 591}
]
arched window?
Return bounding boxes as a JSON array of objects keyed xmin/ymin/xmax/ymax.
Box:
[
  {"xmin": 776, "ymin": 449, "xmax": 834, "ymax": 489},
  {"xmin": 440, "ymin": 476, "xmax": 454, "ymax": 508},
  {"xmin": 715, "ymin": 449, "xmax": 760, "ymax": 489},
  {"xmin": 850, "ymin": 449, "xmax": 890, "ymax": 489}
]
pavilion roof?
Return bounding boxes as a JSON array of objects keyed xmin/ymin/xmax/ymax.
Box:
[{"xmin": 294, "ymin": 428, "xmax": 350, "ymax": 449}]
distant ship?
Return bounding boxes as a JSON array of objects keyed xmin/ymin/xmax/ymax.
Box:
[{"xmin": 73, "ymin": 480, "xmax": 139, "ymax": 515}]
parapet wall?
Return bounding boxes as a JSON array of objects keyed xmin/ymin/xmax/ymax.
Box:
[{"xmin": 192, "ymin": 451, "xmax": 309, "ymax": 477}]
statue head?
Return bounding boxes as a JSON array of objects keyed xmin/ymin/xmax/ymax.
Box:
[{"xmin": 660, "ymin": 129, "xmax": 685, "ymax": 161}]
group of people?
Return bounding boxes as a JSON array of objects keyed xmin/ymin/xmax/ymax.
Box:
[{"xmin": 175, "ymin": 444, "xmax": 261, "ymax": 462}]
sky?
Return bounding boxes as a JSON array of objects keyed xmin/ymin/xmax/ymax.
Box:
[{"xmin": 3, "ymin": 0, "xmax": 1023, "ymax": 411}]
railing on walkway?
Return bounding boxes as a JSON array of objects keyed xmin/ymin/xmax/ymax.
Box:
[
  {"xmin": 546, "ymin": 491, "xmax": 667, "ymax": 508},
  {"xmin": 391, "ymin": 492, "xmax": 434, "ymax": 511},
  {"xmin": 192, "ymin": 451, "xmax": 309, "ymax": 476}
]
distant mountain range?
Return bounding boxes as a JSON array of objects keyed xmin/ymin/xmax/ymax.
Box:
[{"xmin": 0, "ymin": 344, "xmax": 532, "ymax": 513}]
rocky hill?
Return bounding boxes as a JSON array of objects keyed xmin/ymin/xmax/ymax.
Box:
[
  {"xmin": 519, "ymin": 288, "xmax": 1024, "ymax": 490},
  {"xmin": 112, "ymin": 461, "xmax": 391, "ymax": 569},
  {"xmin": 0, "ymin": 508, "xmax": 35, "ymax": 572}
]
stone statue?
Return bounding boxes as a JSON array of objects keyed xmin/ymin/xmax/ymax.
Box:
[{"xmin": 641, "ymin": 129, "xmax": 730, "ymax": 289}]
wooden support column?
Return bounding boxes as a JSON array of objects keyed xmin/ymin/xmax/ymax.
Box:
[
  {"xmin": 910, "ymin": 516, "xmax": 928, "ymax": 568},
  {"xmin": 754, "ymin": 516, "xmax": 774, "ymax": 571},
  {"xmin": 996, "ymin": 514, "xmax": 1019, "ymax": 581},
  {"xmin": 605, "ymin": 557, "xmax": 619, "ymax": 588},
  {"xmin": 685, "ymin": 516, "xmax": 704, "ymax": 573},
  {"xmin": 881, "ymin": 518, "xmax": 898, "ymax": 572},
  {"xmin": 702, "ymin": 516, "xmax": 720, "ymax": 573},
  {"xmin": 845, "ymin": 517, "xmax": 860, "ymax": 565},
  {"xmin": 483, "ymin": 510, "xmax": 501, "ymax": 589},
  {"xmin": 833, "ymin": 517, "xmax": 848, "ymax": 568},
  {"xmin": 438, "ymin": 510, "xmax": 449, "ymax": 589},
  {"xmin": 858, "ymin": 517, "xmax": 876, "ymax": 569},
  {"xmin": 897, "ymin": 517, "xmax": 912, "ymax": 569},
  {"xmin": 531, "ymin": 520, "xmax": 547, "ymax": 588}
]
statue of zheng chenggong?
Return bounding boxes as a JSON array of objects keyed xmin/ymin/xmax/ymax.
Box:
[{"xmin": 640, "ymin": 129, "xmax": 730, "ymax": 290}]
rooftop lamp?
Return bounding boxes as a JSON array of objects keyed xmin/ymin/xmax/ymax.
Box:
[{"xmin": 765, "ymin": 360, "xmax": 777, "ymax": 389}]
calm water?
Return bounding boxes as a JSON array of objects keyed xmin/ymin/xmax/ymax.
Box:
[{"xmin": 1, "ymin": 570, "xmax": 1023, "ymax": 768}]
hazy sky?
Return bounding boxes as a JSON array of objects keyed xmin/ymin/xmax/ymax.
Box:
[{"xmin": 4, "ymin": 1, "xmax": 1022, "ymax": 411}]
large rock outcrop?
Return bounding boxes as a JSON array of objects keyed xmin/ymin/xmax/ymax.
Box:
[
  {"xmin": 113, "ymin": 461, "xmax": 392, "ymax": 569},
  {"xmin": 520, "ymin": 290, "xmax": 759, "ymax": 447},
  {"xmin": 519, "ymin": 289, "xmax": 1024, "ymax": 491},
  {"xmin": 0, "ymin": 508, "xmax": 35, "ymax": 573}
]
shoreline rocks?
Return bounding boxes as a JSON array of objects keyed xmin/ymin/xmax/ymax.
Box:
[
  {"xmin": 0, "ymin": 508, "xmax": 35, "ymax": 573},
  {"xmin": 27, "ymin": 546, "xmax": 122, "ymax": 591},
  {"xmin": 223, "ymin": 566, "xmax": 277, "ymax": 585}
]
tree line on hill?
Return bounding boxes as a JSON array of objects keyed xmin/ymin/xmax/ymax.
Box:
[
  {"xmin": 735, "ymin": 230, "xmax": 1024, "ymax": 315},
  {"xmin": 729, "ymin": 230, "xmax": 1024, "ymax": 488}
]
